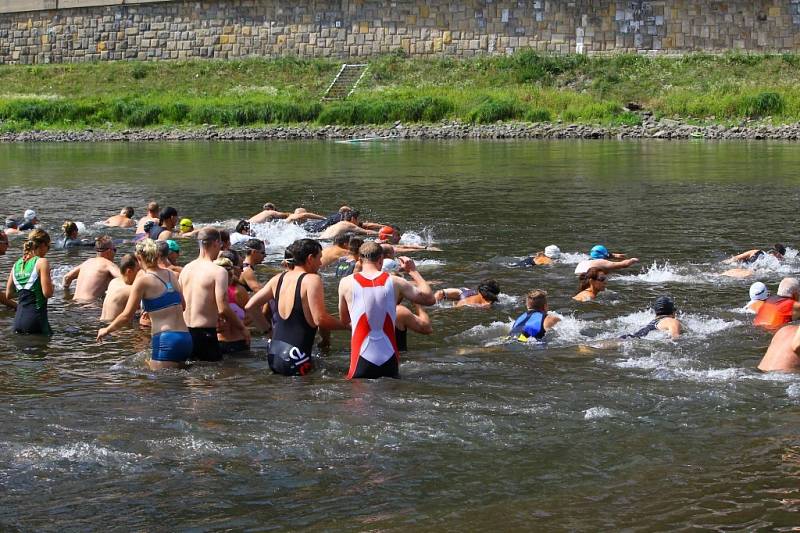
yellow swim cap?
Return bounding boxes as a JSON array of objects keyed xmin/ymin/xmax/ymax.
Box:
[{"xmin": 179, "ymin": 218, "xmax": 193, "ymax": 230}]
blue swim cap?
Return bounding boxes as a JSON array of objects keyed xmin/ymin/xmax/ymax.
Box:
[{"xmin": 590, "ymin": 245, "xmax": 609, "ymax": 259}]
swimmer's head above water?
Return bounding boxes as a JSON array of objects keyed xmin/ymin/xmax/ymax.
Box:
[
  {"xmin": 135, "ymin": 238, "xmax": 159, "ymax": 268},
  {"xmin": 749, "ymin": 282, "xmax": 769, "ymax": 302},
  {"xmin": 770, "ymin": 243, "xmax": 787, "ymax": 259},
  {"xmin": 653, "ymin": 295, "xmax": 676, "ymax": 316},
  {"xmin": 95, "ymin": 235, "xmax": 116, "ymax": 257},
  {"xmin": 62, "ymin": 220, "xmax": 78, "ymax": 238},
  {"xmin": 544, "ymin": 245, "xmax": 561, "ymax": 259},
  {"xmin": 235, "ymin": 220, "xmax": 251, "ymax": 235},
  {"xmin": 158, "ymin": 207, "xmax": 178, "ymax": 226},
  {"xmin": 359, "ymin": 241, "xmax": 383, "ymax": 264},
  {"xmin": 526, "ymin": 289, "xmax": 548, "ymax": 311},
  {"xmin": 377, "ymin": 225, "xmax": 401, "ymax": 245},
  {"xmin": 477, "ymin": 279, "xmax": 500, "ymax": 303},
  {"xmin": 590, "ymin": 245, "xmax": 610, "ymax": 260},
  {"xmin": 777, "ymin": 277, "xmax": 800, "ymax": 299}
]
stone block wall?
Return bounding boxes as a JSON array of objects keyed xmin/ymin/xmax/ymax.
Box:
[{"xmin": 2, "ymin": 0, "xmax": 800, "ymax": 64}]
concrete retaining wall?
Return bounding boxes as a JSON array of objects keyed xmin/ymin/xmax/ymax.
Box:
[{"xmin": 2, "ymin": 0, "xmax": 800, "ymax": 64}]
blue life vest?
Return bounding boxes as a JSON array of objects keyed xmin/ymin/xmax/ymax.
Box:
[{"xmin": 510, "ymin": 310, "xmax": 546, "ymax": 342}]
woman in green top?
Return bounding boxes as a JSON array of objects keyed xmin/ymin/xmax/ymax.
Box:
[{"xmin": 6, "ymin": 229, "xmax": 54, "ymax": 334}]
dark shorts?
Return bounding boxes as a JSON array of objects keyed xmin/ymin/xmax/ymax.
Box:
[
  {"xmin": 151, "ymin": 330, "xmax": 193, "ymax": 362},
  {"xmin": 268, "ymin": 339, "xmax": 313, "ymax": 376},
  {"xmin": 350, "ymin": 356, "xmax": 400, "ymax": 379},
  {"xmin": 220, "ymin": 339, "xmax": 250, "ymax": 355},
  {"xmin": 13, "ymin": 292, "xmax": 51, "ymax": 336},
  {"xmin": 188, "ymin": 327, "xmax": 222, "ymax": 362}
]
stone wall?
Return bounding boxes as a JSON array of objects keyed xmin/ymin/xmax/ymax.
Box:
[{"xmin": 2, "ymin": 0, "xmax": 800, "ymax": 64}]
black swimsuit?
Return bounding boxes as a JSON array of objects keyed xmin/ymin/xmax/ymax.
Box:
[
  {"xmin": 394, "ymin": 327, "xmax": 408, "ymax": 352},
  {"xmin": 621, "ymin": 317, "xmax": 666, "ymax": 339},
  {"xmin": 269, "ymin": 272, "xmax": 317, "ymax": 376}
]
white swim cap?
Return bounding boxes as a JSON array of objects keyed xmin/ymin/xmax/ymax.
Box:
[
  {"xmin": 544, "ymin": 245, "xmax": 561, "ymax": 259},
  {"xmin": 381, "ymin": 258, "xmax": 399, "ymax": 272},
  {"xmin": 24, "ymin": 209, "xmax": 37, "ymax": 220},
  {"xmin": 749, "ymin": 281, "xmax": 768, "ymax": 301}
]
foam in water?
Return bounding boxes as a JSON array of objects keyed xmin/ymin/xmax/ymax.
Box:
[
  {"xmin": 457, "ymin": 320, "xmax": 512, "ymax": 342},
  {"xmin": 11, "ymin": 442, "xmax": 141, "ymax": 470},
  {"xmin": 411, "ymin": 259, "xmax": 446, "ymax": 272},
  {"xmin": 559, "ymin": 251, "xmax": 589, "ymax": 265},
  {"xmin": 584, "ymin": 406, "xmax": 620, "ymax": 420},
  {"xmin": 495, "ymin": 292, "xmax": 521, "ymax": 308},
  {"xmin": 787, "ymin": 383, "xmax": 800, "ymax": 399},
  {"xmin": 546, "ymin": 310, "xmax": 741, "ymax": 347},
  {"xmin": 400, "ymin": 229, "xmax": 435, "ymax": 247},
  {"xmin": 250, "ymin": 220, "xmax": 311, "ymax": 252},
  {"xmin": 680, "ymin": 314, "xmax": 741, "ymax": 336},
  {"xmin": 617, "ymin": 261, "xmax": 697, "ymax": 284}
]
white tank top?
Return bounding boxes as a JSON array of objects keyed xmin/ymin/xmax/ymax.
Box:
[{"xmin": 349, "ymin": 271, "xmax": 397, "ymax": 368}]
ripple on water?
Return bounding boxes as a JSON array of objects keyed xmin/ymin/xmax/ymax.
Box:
[{"xmin": 6, "ymin": 441, "xmax": 142, "ymax": 472}]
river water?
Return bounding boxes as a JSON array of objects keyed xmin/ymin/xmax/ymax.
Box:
[{"xmin": 1, "ymin": 140, "xmax": 799, "ymax": 531}]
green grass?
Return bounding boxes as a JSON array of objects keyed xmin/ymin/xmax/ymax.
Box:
[{"xmin": 3, "ymin": 51, "xmax": 800, "ymax": 130}]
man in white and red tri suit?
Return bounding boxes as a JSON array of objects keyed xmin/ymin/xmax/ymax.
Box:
[{"xmin": 338, "ymin": 241, "xmax": 435, "ymax": 379}]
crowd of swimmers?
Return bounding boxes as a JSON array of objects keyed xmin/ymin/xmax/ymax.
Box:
[{"xmin": 2, "ymin": 203, "xmax": 800, "ymax": 377}]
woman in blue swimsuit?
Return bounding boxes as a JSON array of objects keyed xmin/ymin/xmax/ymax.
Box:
[{"xmin": 97, "ymin": 238, "xmax": 192, "ymax": 370}]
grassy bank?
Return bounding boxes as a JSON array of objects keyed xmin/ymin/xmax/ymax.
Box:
[{"xmin": 2, "ymin": 51, "xmax": 800, "ymax": 131}]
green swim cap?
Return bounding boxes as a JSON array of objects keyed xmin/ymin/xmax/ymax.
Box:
[
  {"xmin": 179, "ymin": 218, "xmax": 193, "ymax": 230},
  {"xmin": 167, "ymin": 239, "xmax": 181, "ymax": 253}
]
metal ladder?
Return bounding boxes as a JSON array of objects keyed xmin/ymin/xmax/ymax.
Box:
[{"xmin": 321, "ymin": 64, "xmax": 368, "ymax": 101}]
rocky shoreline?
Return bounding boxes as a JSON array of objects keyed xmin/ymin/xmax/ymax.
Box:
[{"xmin": 4, "ymin": 116, "xmax": 800, "ymax": 142}]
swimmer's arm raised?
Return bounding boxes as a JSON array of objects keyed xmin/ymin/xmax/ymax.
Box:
[
  {"xmin": 306, "ymin": 275, "xmax": 347, "ymax": 330},
  {"xmin": 397, "ymin": 257, "xmax": 435, "ymax": 306}
]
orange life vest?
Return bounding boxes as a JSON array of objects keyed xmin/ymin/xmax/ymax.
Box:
[{"xmin": 753, "ymin": 296, "xmax": 795, "ymax": 330}]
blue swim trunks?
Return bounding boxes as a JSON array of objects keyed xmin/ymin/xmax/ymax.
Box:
[{"xmin": 151, "ymin": 331, "xmax": 193, "ymax": 362}]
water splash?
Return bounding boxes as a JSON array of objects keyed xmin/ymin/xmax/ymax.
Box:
[
  {"xmin": 584, "ymin": 406, "xmax": 621, "ymax": 420},
  {"xmin": 495, "ymin": 292, "xmax": 520, "ymax": 307},
  {"xmin": 413, "ymin": 259, "xmax": 446, "ymax": 270},
  {"xmin": 400, "ymin": 229, "xmax": 435, "ymax": 247},
  {"xmin": 559, "ymin": 251, "xmax": 589, "ymax": 265},
  {"xmin": 250, "ymin": 220, "xmax": 311, "ymax": 252},
  {"xmin": 618, "ymin": 261, "xmax": 697, "ymax": 284},
  {"xmin": 9, "ymin": 441, "xmax": 142, "ymax": 470}
]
